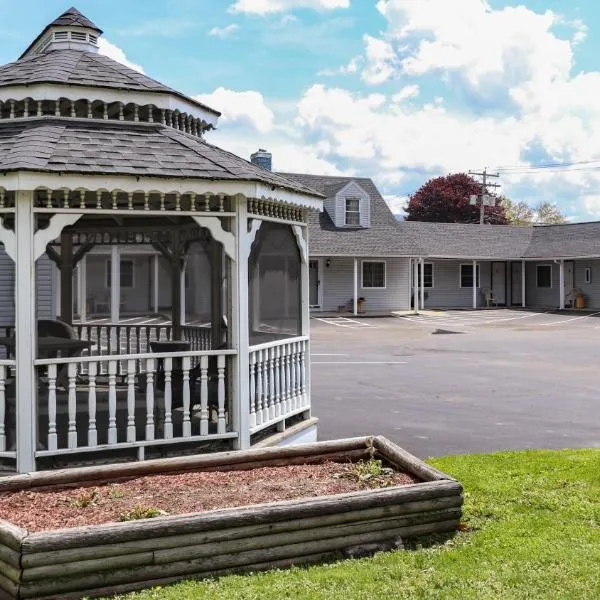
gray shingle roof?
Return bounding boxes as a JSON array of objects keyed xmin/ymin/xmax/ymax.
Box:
[
  {"xmin": 49, "ymin": 7, "xmax": 102, "ymax": 33},
  {"xmin": 398, "ymin": 221, "xmax": 534, "ymax": 259},
  {"xmin": 279, "ymin": 173, "xmax": 426, "ymax": 256},
  {"xmin": 0, "ymin": 119, "xmax": 322, "ymax": 195},
  {"xmin": 524, "ymin": 222, "xmax": 600, "ymax": 258},
  {"xmin": 0, "ymin": 50, "xmax": 220, "ymax": 116}
]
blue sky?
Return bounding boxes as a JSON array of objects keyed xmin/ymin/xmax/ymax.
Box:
[{"xmin": 3, "ymin": 0, "xmax": 600, "ymax": 220}]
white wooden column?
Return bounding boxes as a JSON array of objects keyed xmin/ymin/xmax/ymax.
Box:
[
  {"xmin": 472, "ymin": 260, "xmax": 477, "ymax": 309},
  {"xmin": 15, "ymin": 190, "xmax": 36, "ymax": 473},
  {"xmin": 78, "ymin": 255, "xmax": 87, "ymax": 323},
  {"xmin": 413, "ymin": 258, "xmax": 419, "ymax": 314},
  {"xmin": 559, "ymin": 259, "xmax": 565, "ymax": 309},
  {"xmin": 407, "ymin": 259, "xmax": 413, "ymax": 309},
  {"xmin": 521, "ymin": 260, "xmax": 526, "ymax": 308},
  {"xmin": 180, "ymin": 258, "xmax": 187, "ymax": 325},
  {"xmin": 300, "ymin": 225, "xmax": 311, "ymax": 417},
  {"xmin": 420, "ymin": 258, "xmax": 425, "ymax": 310},
  {"xmin": 153, "ymin": 254, "xmax": 159, "ymax": 313},
  {"xmin": 110, "ymin": 246, "xmax": 120, "ymax": 324},
  {"xmin": 353, "ymin": 258, "xmax": 358, "ymax": 316},
  {"xmin": 233, "ymin": 196, "xmax": 249, "ymax": 450}
]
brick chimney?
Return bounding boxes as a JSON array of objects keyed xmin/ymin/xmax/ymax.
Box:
[{"xmin": 250, "ymin": 148, "xmax": 272, "ymax": 171}]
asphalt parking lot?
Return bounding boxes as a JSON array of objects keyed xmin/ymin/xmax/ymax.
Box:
[{"xmin": 310, "ymin": 309, "xmax": 600, "ymax": 458}]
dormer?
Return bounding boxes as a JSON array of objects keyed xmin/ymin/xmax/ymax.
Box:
[
  {"xmin": 324, "ymin": 180, "xmax": 371, "ymax": 228},
  {"xmin": 19, "ymin": 7, "xmax": 103, "ymax": 58}
]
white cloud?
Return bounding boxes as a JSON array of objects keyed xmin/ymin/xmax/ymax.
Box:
[
  {"xmin": 362, "ymin": 34, "xmax": 398, "ymax": 85},
  {"xmin": 98, "ymin": 38, "xmax": 145, "ymax": 73},
  {"xmin": 384, "ymin": 194, "xmax": 408, "ymax": 216},
  {"xmin": 229, "ymin": 0, "xmax": 348, "ymax": 15},
  {"xmin": 209, "ymin": 24, "xmax": 240, "ymax": 38},
  {"xmin": 318, "ymin": 55, "xmax": 363, "ymax": 77},
  {"xmin": 194, "ymin": 87, "xmax": 275, "ymax": 133}
]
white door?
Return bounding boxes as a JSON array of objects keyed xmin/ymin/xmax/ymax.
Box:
[
  {"xmin": 309, "ymin": 260, "xmax": 320, "ymax": 307},
  {"xmin": 564, "ymin": 261, "xmax": 574, "ymax": 295},
  {"xmin": 511, "ymin": 262, "xmax": 522, "ymax": 305},
  {"xmin": 492, "ymin": 262, "xmax": 506, "ymax": 305}
]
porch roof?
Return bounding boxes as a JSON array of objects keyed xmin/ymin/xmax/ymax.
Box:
[
  {"xmin": 524, "ymin": 221, "xmax": 600, "ymax": 259},
  {"xmin": 0, "ymin": 118, "xmax": 323, "ymax": 197}
]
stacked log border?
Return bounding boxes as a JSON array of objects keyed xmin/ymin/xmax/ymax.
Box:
[{"xmin": 0, "ymin": 436, "xmax": 463, "ymax": 600}]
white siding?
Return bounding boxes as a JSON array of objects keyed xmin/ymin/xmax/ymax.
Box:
[
  {"xmin": 525, "ymin": 262, "xmax": 559, "ymax": 308},
  {"xmin": 320, "ymin": 257, "xmax": 410, "ymax": 311},
  {"xmin": 0, "ymin": 247, "xmax": 14, "ymax": 326},
  {"xmin": 324, "ymin": 181, "xmax": 371, "ymax": 228},
  {"xmin": 575, "ymin": 259, "xmax": 600, "ymax": 309},
  {"xmin": 36, "ymin": 255, "xmax": 55, "ymax": 320}
]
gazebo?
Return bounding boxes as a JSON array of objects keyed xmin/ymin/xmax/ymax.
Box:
[{"xmin": 0, "ymin": 8, "xmax": 323, "ymax": 473}]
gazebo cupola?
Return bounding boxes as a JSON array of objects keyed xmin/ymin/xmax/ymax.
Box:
[
  {"xmin": 20, "ymin": 6, "xmax": 103, "ymax": 57},
  {"xmin": 0, "ymin": 7, "xmax": 323, "ymax": 474}
]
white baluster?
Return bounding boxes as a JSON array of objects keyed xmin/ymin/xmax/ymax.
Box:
[
  {"xmin": 145, "ymin": 358, "xmax": 155, "ymax": 440},
  {"xmin": 182, "ymin": 356, "xmax": 191, "ymax": 437},
  {"xmin": 268, "ymin": 346, "xmax": 275, "ymax": 421},
  {"xmin": 204, "ymin": 193, "xmax": 211, "ymax": 212},
  {"xmin": 67, "ymin": 362, "xmax": 78, "ymax": 449},
  {"xmin": 175, "ymin": 191, "xmax": 181, "ymax": 212},
  {"xmin": 280, "ymin": 345, "xmax": 287, "ymax": 416},
  {"xmin": 88, "ymin": 362, "xmax": 97, "ymax": 447},
  {"xmin": 126, "ymin": 359, "xmax": 136, "ymax": 442},
  {"xmin": 108, "ymin": 360, "xmax": 117, "ymax": 444},
  {"xmin": 0, "ymin": 365, "xmax": 5, "ymax": 451},
  {"xmin": 274, "ymin": 345, "xmax": 281, "ymax": 418},
  {"xmin": 47, "ymin": 365, "xmax": 58, "ymax": 451},
  {"xmin": 301, "ymin": 341, "xmax": 307, "ymax": 406},
  {"xmin": 249, "ymin": 351, "xmax": 256, "ymax": 429},
  {"xmin": 285, "ymin": 345, "xmax": 292, "ymax": 414},
  {"xmin": 164, "ymin": 357, "xmax": 173, "ymax": 438},
  {"xmin": 290, "ymin": 342, "xmax": 297, "ymax": 412},
  {"xmin": 255, "ymin": 350, "xmax": 263, "ymax": 426},
  {"xmin": 199, "ymin": 355, "xmax": 209, "ymax": 435},
  {"xmin": 159, "ymin": 192, "xmax": 165, "ymax": 212},
  {"xmin": 217, "ymin": 355, "xmax": 226, "ymax": 434},
  {"xmin": 23, "ymin": 98, "xmax": 29, "ymax": 118},
  {"xmin": 144, "ymin": 191, "xmax": 150, "ymax": 211}
]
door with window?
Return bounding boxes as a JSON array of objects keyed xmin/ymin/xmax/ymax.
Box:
[
  {"xmin": 309, "ymin": 259, "xmax": 320, "ymax": 308},
  {"xmin": 492, "ymin": 262, "xmax": 506, "ymax": 305}
]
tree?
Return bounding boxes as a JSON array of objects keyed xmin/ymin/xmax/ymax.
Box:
[
  {"xmin": 405, "ymin": 173, "xmax": 509, "ymax": 224},
  {"xmin": 534, "ymin": 201, "xmax": 567, "ymax": 225},
  {"xmin": 502, "ymin": 197, "xmax": 534, "ymax": 226}
]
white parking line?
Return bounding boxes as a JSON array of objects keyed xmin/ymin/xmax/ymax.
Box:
[
  {"xmin": 313, "ymin": 317, "xmax": 375, "ymax": 328},
  {"xmin": 538, "ymin": 311, "xmax": 600, "ymax": 326}
]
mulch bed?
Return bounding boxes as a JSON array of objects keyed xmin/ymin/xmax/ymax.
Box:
[{"xmin": 0, "ymin": 462, "xmax": 417, "ymax": 532}]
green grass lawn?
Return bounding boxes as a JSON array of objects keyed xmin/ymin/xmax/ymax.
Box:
[{"xmin": 113, "ymin": 449, "xmax": 600, "ymax": 600}]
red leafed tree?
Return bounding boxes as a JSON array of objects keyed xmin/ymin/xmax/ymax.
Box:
[{"xmin": 405, "ymin": 173, "xmax": 509, "ymax": 224}]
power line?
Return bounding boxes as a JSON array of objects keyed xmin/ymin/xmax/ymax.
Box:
[{"xmin": 468, "ymin": 168, "xmax": 501, "ymax": 224}]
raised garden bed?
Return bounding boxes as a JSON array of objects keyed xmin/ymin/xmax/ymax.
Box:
[{"xmin": 0, "ymin": 436, "xmax": 463, "ymax": 600}]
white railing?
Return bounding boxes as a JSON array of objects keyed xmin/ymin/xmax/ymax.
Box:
[
  {"xmin": 33, "ymin": 349, "xmax": 237, "ymax": 458},
  {"xmin": 0, "ymin": 359, "xmax": 16, "ymax": 457},
  {"xmin": 248, "ymin": 336, "xmax": 310, "ymax": 435}
]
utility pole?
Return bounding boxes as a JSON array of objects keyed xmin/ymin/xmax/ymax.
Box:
[{"xmin": 468, "ymin": 168, "xmax": 501, "ymax": 224}]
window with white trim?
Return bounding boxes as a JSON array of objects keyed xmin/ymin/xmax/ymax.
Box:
[
  {"xmin": 460, "ymin": 264, "xmax": 480, "ymax": 288},
  {"xmin": 418, "ymin": 263, "xmax": 434, "ymax": 288},
  {"xmin": 106, "ymin": 259, "xmax": 135, "ymax": 289},
  {"xmin": 362, "ymin": 261, "xmax": 386, "ymax": 288},
  {"xmin": 345, "ymin": 197, "xmax": 360, "ymax": 226},
  {"xmin": 585, "ymin": 267, "xmax": 592, "ymax": 284},
  {"xmin": 536, "ymin": 265, "xmax": 552, "ymax": 288}
]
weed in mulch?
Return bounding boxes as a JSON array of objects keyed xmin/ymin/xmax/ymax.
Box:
[
  {"xmin": 119, "ymin": 506, "xmax": 168, "ymax": 522},
  {"xmin": 70, "ymin": 488, "xmax": 101, "ymax": 509},
  {"xmin": 337, "ymin": 458, "xmax": 397, "ymax": 489}
]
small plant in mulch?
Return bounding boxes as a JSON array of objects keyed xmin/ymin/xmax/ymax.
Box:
[
  {"xmin": 70, "ymin": 488, "xmax": 101, "ymax": 509},
  {"xmin": 338, "ymin": 458, "xmax": 396, "ymax": 489},
  {"xmin": 118, "ymin": 505, "xmax": 168, "ymax": 522},
  {"xmin": 107, "ymin": 484, "xmax": 127, "ymax": 500}
]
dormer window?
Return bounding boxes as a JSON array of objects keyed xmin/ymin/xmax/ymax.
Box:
[{"xmin": 345, "ymin": 197, "xmax": 360, "ymax": 226}]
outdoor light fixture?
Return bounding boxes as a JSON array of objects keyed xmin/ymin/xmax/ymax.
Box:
[{"xmin": 326, "ymin": 259, "xmax": 331, "ymax": 268}]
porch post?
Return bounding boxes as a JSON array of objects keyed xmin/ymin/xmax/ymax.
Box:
[
  {"xmin": 559, "ymin": 259, "xmax": 565, "ymax": 309},
  {"xmin": 78, "ymin": 255, "xmax": 87, "ymax": 323},
  {"xmin": 472, "ymin": 260, "xmax": 477, "ymax": 309},
  {"xmin": 180, "ymin": 258, "xmax": 186, "ymax": 326},
  {"xmin": 413, "ymin": 258, "xmax": 419, "ymax": 314},
  {"xmin": 233, "ymin": 196, "xmax": 250, "ymax": 450},
  {"xmin": 15, "ymin": 190, "xmax": 36, "ymax": 473},
  {"xmin": 521, "ymin": 260, "xmax": 526, "ymax": 308},
  {"xmin": 407, "ymin": 259, "xmax": 412, "ymax": 309},
  {"xmin": 420, "ymin": 258, "xmax": 425, "ymax": 310},
  {"xmin": 171, "ymin": 230, "xmax": 182, "ymax": 339},
  {"xmin": 353, "ymin": 258, "xmax": 358, "ymax": 316},
  {"xmin": 153, "ymin": 254, "xmax": 159, "ymax": 313},
  {"xmin": 60, "ymin": 231, "xmax": 73, "ymax": 325},
  {"xmin": 110, "ymin": 246, "xmax": 120, "ymax": 324}
]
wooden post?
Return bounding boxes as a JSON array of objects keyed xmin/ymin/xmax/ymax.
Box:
[
  {"xmin": 79, "ymin": 255, "xmax": 87, "ymax": 323},
  {"xmin": 15, "ymin": 190, "xmax": 37, "ymax": 473},
  {"xmin": 472, "ymin": 260, "xmax": 477, "ymax": 309},
  {"xmin": 407, "ymin": 259, "xmax": 412, "ymax": 309},
  {"xmin": 153, "ymin": 254, "xmax": 159, "ymax": 314},
  {"xmin": 181, "ymin": 257, "xmax": 187, "ymax": 326},
  {"xmin": 420, "ymin": 258, "xmax": 425, "ymax": 310},
  {"xmin": 233, "ymin": 196, "xmax": 250, "ymax": 450},
  {"xmin": 559, "ymin": 259, "xmax": 565, "ymax": 310},
  {"xmin": 521, "ymin": 260, "xmax": 526, "ymax": 308},
  {"xmin": 60, "ymin": 231, "xmax": 73, "ymax": 325},
  {"xmin": 171, "ymin": 230, "xmax": 182, "ymax": 340},
  {"xmin": 110, "ymin": 246, "xmax": 120, "ymax": 324},
  {"xmin": 413, "ymin": 259, "xmax": 419, "ymax": 314},
  {"xmin": 211, "ymin": 241, "xmax": 223, "ymax": 348},
  {"xmin": 353, "ymin": 258, "xmax": 358, "ymax": 316}
]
